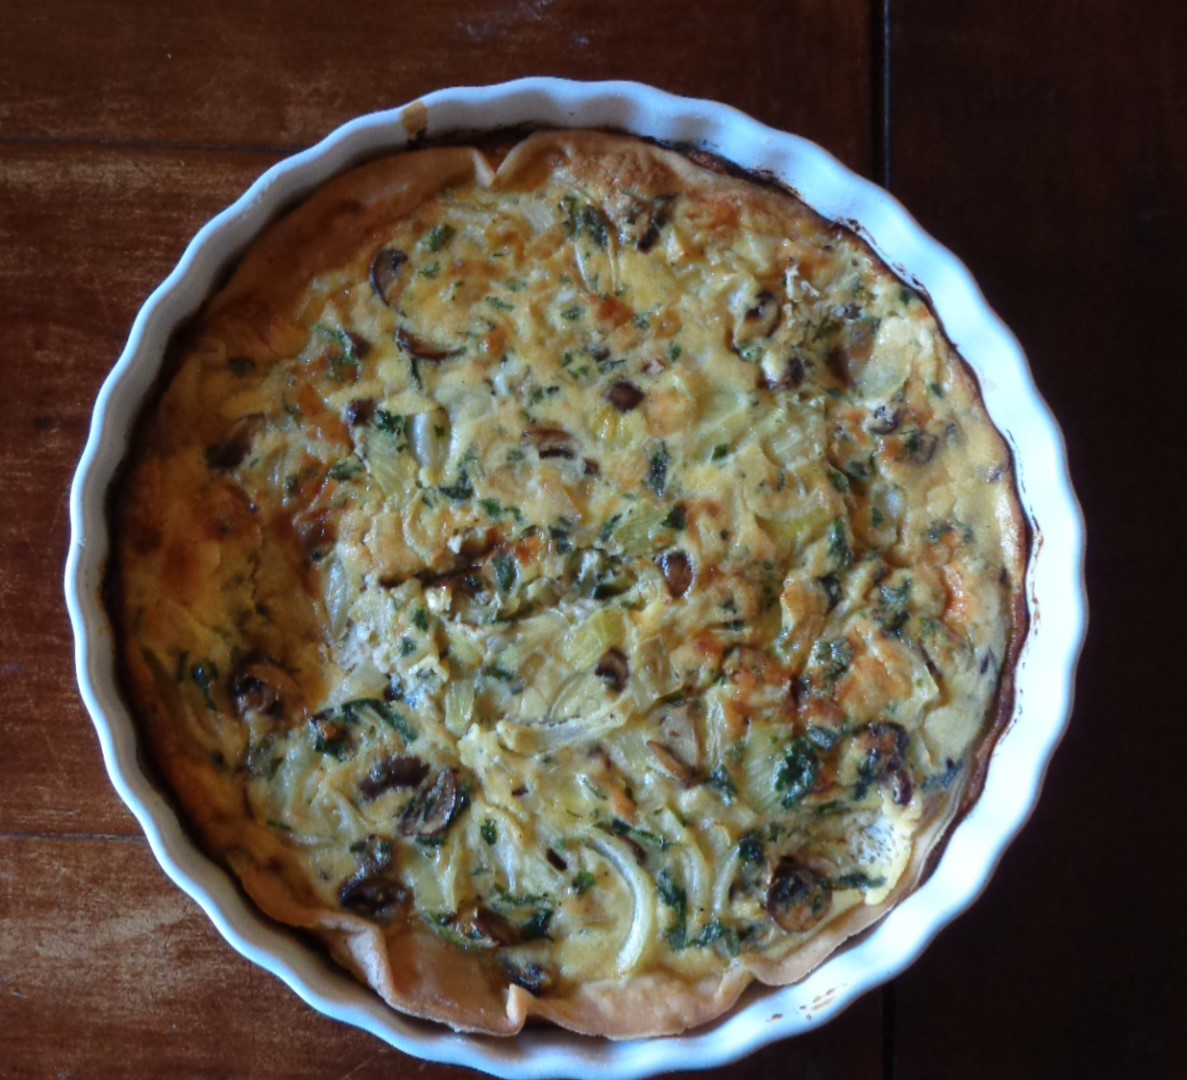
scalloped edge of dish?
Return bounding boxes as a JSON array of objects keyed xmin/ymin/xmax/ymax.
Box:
[{"xmin": 65, "ymin": 78, "xmax": 1086, "ymax": 1080}]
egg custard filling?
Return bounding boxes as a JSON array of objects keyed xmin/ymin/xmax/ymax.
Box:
[{"xmin": 111, "ymin": 131, "xmax": 1025, "ymax": 1037}]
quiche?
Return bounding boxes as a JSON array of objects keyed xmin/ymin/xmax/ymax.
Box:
[{"xmin": 110, "ymin": 130, "xmax": 1026, "ymax": 1037}]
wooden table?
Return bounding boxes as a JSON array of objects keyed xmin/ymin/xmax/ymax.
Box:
[{"xmin": 2, "ymin": 2, "xmax": 1183, "ymax": 1076}]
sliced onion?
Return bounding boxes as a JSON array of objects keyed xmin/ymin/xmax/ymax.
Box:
[{"xmin": 589, "ymin": 837, "xmax": 656, "ymax": 975}]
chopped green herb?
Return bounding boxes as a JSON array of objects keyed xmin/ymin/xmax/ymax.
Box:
[
  {"xmin": 506, "ymin": 278, "xmax": 527, "ymax": 293},
  {"xmin": 571, "ymin": 870, "xmax": 597, "ymax": 894},
  {"xmin": 480, "ymin": 818, "xmax": 498, "ymax": 846},
  {"xmin": 634, "ymin": 313, "xmax": 651, "ymax": 330},
  {"xmin": 374, "ymin": 409, "xmax": 404, "ymax": 435},
  {"xmin": 399, "ymin": 636, "xmax": 417, "ymax": 657},
  {"xmin": 561, "ymin": 305, "xmax": 584, "ymax": 321},
  {"xmin": 479, "ymin": 497, "xmax": 503, "ymax": 517},
  {"xmin": 190, "ymin": 661, "xmax": 218, "ymax": 710},
  {"xmin": 738, "ymin": 831, "xmax": 765, "ymax": 865},
  {"xmin": 711, "ymin": 443, "xmax": 730, "ymax": 462},
  {"xmin": 438, "ymin": 469, "xmax": 474, "ymax": 502},
  {"xmin": 411, "ymin": 607, "xmax": 429, "ymax": 632},
  {"xmin": 708, "ymin": 765, "xmax": 737, "ymax": 802},
  {"xmin": 828, "ymin": 518, "xmax": 854, "ymax": 569},
  {"xmin": 341, "ymin": 698, "xmax": 418, "ymax": 743},
  {"xmin": 656, "ymin": 868, "xmax": 687, "ymax": 920},
  {"xmin": 486, "ymin": 295, "xmax": 514, "ymax": 312},
  {"xmin": 834, "ymin": 871, "xmax": 887, "ymax": 891},
  {"xmin": 492, "ymin": 550, "xmax": 518, "ymax": 593},
  {"xmin": 599, "ymin": 513, "xmax": 622, "ymax": 542},
  {"xmin": 328, "ymin": 457, "xmax": 362, "ymax": 481},
  {"xmin": 424, "ymin": 223, "xmax": 455, "ymax": 252},
  {"xmin": 668, "ymin": 342, "xmax": 682, "ymax": 361},
  {"xmin": 736, "ymin": 343, "xmax": 763, "ymax": 364},
  {"xmin": 417, "ymin": 261, "xmax": 440, "ymax": 279},
  {"xmin": 776, "ymin": 738, "xmax": 820, "ymax": 808},
  {"xmin": 828, "ymin": 468, "xmax": 850, "ymax": 492},
  {"xmin": 646, "ymin": 444, "xmax": 670, "ymax": 497},
  {"xmin": 661, "ymin": 504, "xmax": 687, "ymax": 530}
]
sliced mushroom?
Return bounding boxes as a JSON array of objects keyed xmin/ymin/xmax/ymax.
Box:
[
  {"xmin": 343, "ymin": 397, "xmax": 375, "ymax": 427},
  {"xmin": 398, "ymin": 768, "xmax": 461, "ymax": 838},
  {"xmin": 499, "ymin": 954, "xmax": 554, "ymax": 996},
  {"xmin": 741, "ymin": 290, "xmax": 781, "ymax": 339},
  {"xmin": 468, "ymin": 904, "xmax": 521, "ymax": 947},
  {"xmin": 854, "ymin": 721, "xmax": 913, "ymax": 803},
  {"xmin": 203, "ymin": 415, "xmax": 258, "ymax": 471},
  {"xmin": 647, "ymin": 740, "xmax": 695, "ymax": 786},
  {"xmin": 825, "ymin": 317, "xmax": 879, "ymax": 385},
  {"xmin": 657, "ymin": 550, "xmax": 693, "ymax": 598},
  {"xmin": 359, "ymin": 755, "xmax": 429, "ymax": 800},
  {"xmin": 369, "ymin": 247, "xmax": 408, "ymax": 305},
  {"xmin": 594, "ymin": 648, "xmax": 630, "ymax": 694},
  {"xmin": 396, "ymin": 325, "xmax": 461, "ymax": 363},
  {"xmin": 229, "ymin": 661, "xmax": 299, "ymax": 717},
  {"xmin": 522, "ymin": 426, "xmax": 576, "ymax": 459},
  {"xmin": 606, "ymin": 380, "xmax": 645, "ymax": 413},
  {"xmin": 338, "ymin": 871, "xmax": 408, "ymax": 924},
  {"xmin": 766, "ymin": 858, "xmax": 832, "ymax": 934},
  {"xmin": 636, "ymin": 196, "xmax": 675, "ymax": 252}
]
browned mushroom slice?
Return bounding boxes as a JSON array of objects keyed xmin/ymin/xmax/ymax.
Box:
[
  {"xmin": 825, "ymin": 316, "xmax": 879, "ymax": 385},
  {"xmin": 203, "ymin": 414, "xmax": 260, "ymax": 472},
  {"xmin": 594, "ymin": 647, "xmax": 630, "ymax": 694},
  {"xmin": 396, "ymin": 325, "xmax": 462, "ymax": 362},
  {"xmin": 522, "ymin": 426, "xmax": 576, "ymax": 459},
  {"xmin": 343, "ymin": 397, "xmax": 375, "ymax": 427},
  {"xmin": 469, "ymin": 905, "xmax": 521, "ymax": 948},
  {"xmin": 766, "ymin": 858, "xmax": 832, "ymax": 934},
  {"xmin": 646, "ymin": 740, "xmax": 695, "ymax": 786},
  {"xmin": 854, "ymin": 721, "xmax": 913, "ymax": 804},
  {"xmin": 359, "ymin": 754, "xmax": 430, "ymax": 800},
  {"xmin": 229, "ymin": 661, "xmax": 300, "ymax": 717},
  {"xmin": 636, "ymin": 195, "xmax": 675, "ymax": 252},
  {"xmin": 369, "ymin": 246, "xmax": 408, "ymax": 305},
  {"xmin": 499, "ymin": 954, "xmax": 554, "ymax": 996},
  {"xmin": 606, "ymin": 380, "xmax": 645, "ymax": 412},
  {"xmin": 657, "ymin": 550, "xmax": 693, "ymax": 598},
  {"xmin": 740, "ymin": 290, "xmax": 781, "ymax": 340},
  {"xmin": 398, "ymin": 768, "xmax": 462, "ymax": 838},
  {"xmin": 338, "ymin": 871, "xmax": 408, "ymax": 924}
]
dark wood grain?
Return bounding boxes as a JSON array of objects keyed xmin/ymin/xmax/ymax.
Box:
[
  {"xmin": 0, "ymin": 143, "xmax": 280, "ymax": 837},
  {"xmin": 0, "ymin": 0, "xmax": 874, "ymax": 175},
  {"xmin": 888, "ymin": 2, "xmax": 1187, "ymax": 1078}
]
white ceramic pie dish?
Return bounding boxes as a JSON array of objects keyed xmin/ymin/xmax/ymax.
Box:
[{"xmin": 66, "ymin": 78, "xmax": 1085, "ymax": 1078}]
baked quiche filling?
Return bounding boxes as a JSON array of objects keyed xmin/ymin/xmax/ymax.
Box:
[{"xmin": 112, "ymin": 132, "xmax": 1025, "ymax": 1036}]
